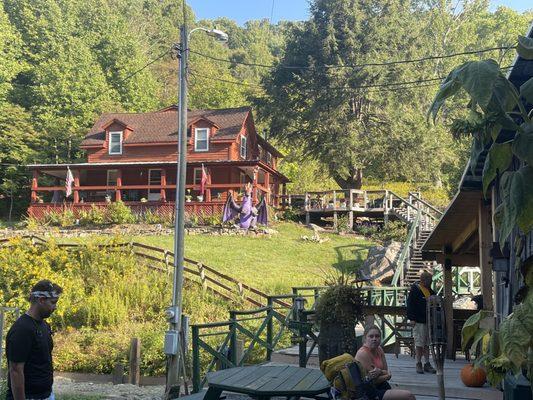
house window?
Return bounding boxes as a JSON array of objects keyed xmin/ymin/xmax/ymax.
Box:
[
  {"xmin": 194, "ymin": 128, "xmax": 209, "ymax": 151},
  {"xmin": 240, "ymin": 135, "xmax": 247, "ymax": 159},
  {"xmin": 107, "ymin": 170, "xmax": 118, "ymax": 186},
  {"xmin": 193, "ymin": 168, "xmax": 203, "ymax": 185},
  {"xmin": 109, "ymin": 131, "xmax": 123, "ymax": 155},
  {"xmin": 148, "ymin": 169, "xmax": 162, "ymax": 201}
]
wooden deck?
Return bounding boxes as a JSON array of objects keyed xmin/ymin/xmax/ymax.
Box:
[{"xmin": 272, "ymin": 346, "xmax": 502, "ymax": 400}]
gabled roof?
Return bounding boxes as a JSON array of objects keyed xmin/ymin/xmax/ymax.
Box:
[{"xmin": 81, "ymin": 106, "xmax": 251, "ymax": 146}]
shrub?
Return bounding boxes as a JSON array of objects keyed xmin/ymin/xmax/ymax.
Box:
[
  {"xmin": 78, "ymin": 205, "xmax": 106, "ymax": 225},
  {"xmin": 375, "ymin": 220, "xmax": 407, "ymax": 242},
  {"xmin": 106, "ymin": 201, "xmax": 135, "ymax": 224},
  {"xmin": 336, "ymin": 214, "xmax": 351, "ymax": 233},
  {"xmin": 44, "ymin": 209, "xmax": 76, "ymax": 227},
  {"xmin": 279, "ymin": 207, "xmax": 300, "ymax": 222}
]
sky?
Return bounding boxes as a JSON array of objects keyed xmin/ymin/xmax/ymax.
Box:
[{"xmin": 188, "ymin": 0, "xmax": 532, "ymax": 25}]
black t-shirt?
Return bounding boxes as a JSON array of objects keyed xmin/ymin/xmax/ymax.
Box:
[{"xmin": 5, "ymin": 314, "xmax": 54, "ymax": 400}]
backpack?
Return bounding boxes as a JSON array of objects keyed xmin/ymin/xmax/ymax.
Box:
[{"xmin": 320, "ymin": 353, "xmax": 378, "ymax": 400}]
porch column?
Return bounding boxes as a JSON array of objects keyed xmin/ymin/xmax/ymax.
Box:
[
  {"xmin": 31, "ymin": 170, "xmax": 39, "ymax": 203},
  {"xmin": 205, "ymin": 168, "xmax": 212, "ymax": 202},
  {"xmin": 282, "ymin": 183, "xmax": 287, "ymax": 207},
  {"xmin": 160, "ymin": 169, "xmax": 167, "ymax": 202},
  {"xmin": 115, "ymin": 170, "xmax": 122, "ymax": 202},
  {"xmin": 478, "ymin": 199, "xmax": 493, "ymax": 311},
  {"xmin": 443, "ymin": 255, "xmax": 454, "ymax": 359},
  {"xmin": 73, "ymin": 170, "xmax": 80, "ymax": 204},
  {"xmin": 264, "ymin": 172, "xmax": 270, "ymax": 204},
  {"xmin": 252, "ymin": 167, "xmax": 258, "ymax": 203}
]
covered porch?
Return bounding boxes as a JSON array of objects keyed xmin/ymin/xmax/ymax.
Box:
[
  {"xmin": 421, "ymin": 163, "xmax": 494, "ymax": 359},
  {"xmin": 27, "ymin": 160, "xmax": 289, "ymax": 219}
]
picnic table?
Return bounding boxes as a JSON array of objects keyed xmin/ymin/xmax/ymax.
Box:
[{"xmin": 203, "ymin": 365, "xmax": 330, "ymax": 400}]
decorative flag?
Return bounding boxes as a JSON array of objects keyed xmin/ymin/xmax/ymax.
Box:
[
  {"xmin": 200, "ymin": 164, "xmax": 208, "ymax": 196},
  {"xmin": 65, "ymin": 167, "xmax": 74, "ymax": 198}
]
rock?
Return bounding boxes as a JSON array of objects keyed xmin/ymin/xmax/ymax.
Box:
[
  {"xmin": 307, "ymin": 223, "xmax": 326, "ymax": 232},
  {"xmin": 359, "ymin": 241, "xmax": 403, "ymax": 284},
  {"xmin": 453, "ymin": 296, "xmax": 477, "ymax": 310}
]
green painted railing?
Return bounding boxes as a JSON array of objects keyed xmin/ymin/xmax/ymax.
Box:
[{"xmin": 190, "ymin": 295, "xmax": 308, "ymax": 392}]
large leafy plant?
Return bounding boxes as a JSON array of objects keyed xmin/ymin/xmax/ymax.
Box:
[{"xmin": 430, "ymin": 35, "xmax": 533, "ymax": 389}]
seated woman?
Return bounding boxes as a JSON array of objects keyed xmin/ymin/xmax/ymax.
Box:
[{"xmin": 355, "ymin": 325, "xmax": 416, "ymax": 400}]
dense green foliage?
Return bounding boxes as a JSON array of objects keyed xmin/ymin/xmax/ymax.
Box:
[
  {"xmin": 259, "ymin": 0, "xmax": 532, "ymax": 192},
  {"xmin": 433, "ymin": 37, "xmax": 533, "ymax": 386},
  {"xmin": 0, "ymin": 237, "xmax": 232, "ymax": 375},
  {"xmin": 0, "ymin": 0, "xmax": 531, "ymax": 217}
]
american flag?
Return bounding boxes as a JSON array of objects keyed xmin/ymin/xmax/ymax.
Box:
[
  {"xmin": 65, "ymin": 167, "xmax": 74, "ymax": 197},
  {"xmin": 200, "ymin": 164, "xmax": 208, "ymax": 196}
]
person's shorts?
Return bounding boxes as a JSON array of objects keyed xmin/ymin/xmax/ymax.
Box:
[{"xmin": 413, "ymin": 322, "xmax": 429, "ymax": 347}]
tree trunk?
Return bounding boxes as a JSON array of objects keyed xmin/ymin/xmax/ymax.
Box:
[{"xmin": 331, "ymin": 168, "xmax": 363, "ymax": 189}]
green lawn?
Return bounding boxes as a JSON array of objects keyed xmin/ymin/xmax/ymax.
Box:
[{"xmin": 131, "ymin": 222, "xmax": 374, "ymax": 293}]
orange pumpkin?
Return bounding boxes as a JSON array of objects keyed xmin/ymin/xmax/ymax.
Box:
[{"xmin": 460, "ymin": 364, "xmax": 487, "ymax": 387}]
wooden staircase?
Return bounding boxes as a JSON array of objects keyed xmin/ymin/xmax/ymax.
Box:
[{"xmin": 387, "ymin": 192, "xmax": 442, "ymax": 287}]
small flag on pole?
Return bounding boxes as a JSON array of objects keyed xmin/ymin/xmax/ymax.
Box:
[
  {"xmin": 65, "ymin": 167, "xmax": 74, "ymax": 197},
  {"xmin": 200, "ymin": 164, "xmax": 208, "ymax": 196}
]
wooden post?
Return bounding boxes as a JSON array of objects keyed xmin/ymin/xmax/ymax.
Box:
[
  {"xmin": 282, "ymin": 183, "xmax": 287, "ymax": 207},
  {"xmin": 160, "ymin": 169, "xmax": 167, "ymax": 202},
  {"xmin": 384, "ymin": 190, "xmax": 389, "ymax": 225},
  {"xmin": 115, "ymin": 170, "xmax": 122, "ymax": 202},
  {"xmin": 252, "ymin": 167, "xmax": 258, "ymax": 203},
  {"xmin": 128, "ymin": 337, "xmax": 141, "ymax": 385},
  {"xmin": 205, "ymin": 168, "xmax": 212, "ymax": 202},
  {"xmin": 363, "ymin": 190, "xmax": 368, "ymax": 209},
  {"xmin": 73, "ymin": 170, "xmax": 80, "ymax": 204},
  {"xmin": 31, "ymin": 170, "xmax": 39, "ymax": 203},
  {"xmin": 264, "ymin": 172, "xmax": 270, "ymax": 204},
  {"xmin": 443, "ymin": 256, "xmax": 454, "ymax": 359},
  {"xmin": 478, "ymin": 199, "xmax": 493, "ymax": 311}
]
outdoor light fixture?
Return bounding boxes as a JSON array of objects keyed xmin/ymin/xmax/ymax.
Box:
[
  {"xmin": 490, "ymin": 242, "xmax": 510, "ymax": 273},
  {"xmin": 188, "ymin": 27, "xmax": 229, "ymax": 42}
]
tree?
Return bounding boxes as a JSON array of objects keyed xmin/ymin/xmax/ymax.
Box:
[{"xmin": 0, "ymin": 104, "xmax": 39, "ymax": 219}]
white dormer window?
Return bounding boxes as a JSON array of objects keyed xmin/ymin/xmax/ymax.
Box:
[
  {"xmin": 240, "ymin": 135, "xmax": 247, "ymax": 159},
  {"xmin": 109, "ymin": 131, "xmax": 123, "ymax": 155},
  {"xmin": 195, "ymin": 128, "xmax": 209, "ymax": 152}
]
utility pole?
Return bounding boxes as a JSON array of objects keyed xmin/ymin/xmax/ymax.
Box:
[{"xmin": 164, "ymin": 4, "xmax": 188, "ymax": 398}]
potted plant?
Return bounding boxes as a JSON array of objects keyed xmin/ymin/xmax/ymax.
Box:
[
  {"xmin": 315, "ymin": 275, "xmax": 365, "ymax": 364},
  {"xmin": 197, "ymin": 194, "xmax": 204, "ymax": 202},
  {"xmin": 185, "ymin": 189, "xmax": 192, "ymax": 202}
]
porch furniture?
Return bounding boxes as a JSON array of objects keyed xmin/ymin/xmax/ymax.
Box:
[
  {"xmin": 394, "ymin": 321, "xmax": 415, "ymax": 358},
  {"xmin": 205, "ymin": 365, "xmax": 330, "ymax": 400}
]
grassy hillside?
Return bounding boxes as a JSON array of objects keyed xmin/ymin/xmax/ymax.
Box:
[
  {"xmin": 0, "ymin": 223, "xmax": 374, "ymax": 376},
  {"xmin": 131, "ymin": 222, "xmax": 373, "ymax": 293}
]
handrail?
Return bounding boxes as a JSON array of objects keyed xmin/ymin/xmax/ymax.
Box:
[
  {"xmin": 387, "ymin": 191, "xmax": 439, "ymax": 221},
  {"xmin": 408, "ymin": 192, "xmax": 443, "ymax": 216},
  {"xmin": 391, "ymin": 209, "xmax": 421, "ymax": 286}
]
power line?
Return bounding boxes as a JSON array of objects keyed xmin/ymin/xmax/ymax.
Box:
[
  {"xmin": 189, "ymin": 64, "xmax": 517, "ymax": 94},
  {"xmin": 189, "ymin": 45, "xmax": 515, "ymax": 71}
]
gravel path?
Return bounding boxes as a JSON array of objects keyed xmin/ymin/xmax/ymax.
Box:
[{"xmin": 54, "ymin": 376, "xmax": 165, "ymax": 400}]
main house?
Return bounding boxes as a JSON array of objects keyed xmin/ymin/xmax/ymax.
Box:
[{"xmin": 28, "ymin": 105, "xmax": 289, "ymax": 218}]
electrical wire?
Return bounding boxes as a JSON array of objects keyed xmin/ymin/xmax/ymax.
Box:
[{"xmin": 189, "ymin": 45, "xmax": 515, "ymax": 71}]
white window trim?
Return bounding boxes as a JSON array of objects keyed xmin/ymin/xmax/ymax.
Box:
[
  {"xmin": 106, "ymin": 169, "xmax": 118, "ymax": 187},
  {"xmin": 193, "ymin": 168, "xmax": 203, "ymax": 185},
  {"xmin": 240, "ymin": 135, "xmax": 247, "ymax": 159},
  {"xmin": 194, "ymin": 128, "xmax": 209, "ymax": 152},
  {"xmin": 148, "ymin": 168, "xmax": 162, "ymax": 190},
  {"xmin": 108, "ymin": 131, "xmax": 123, "ymax": 155}
]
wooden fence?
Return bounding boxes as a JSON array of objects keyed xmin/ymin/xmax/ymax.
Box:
[{"xmin": 0, "ymin": 235, "xmax": 289, "ymax": 309}]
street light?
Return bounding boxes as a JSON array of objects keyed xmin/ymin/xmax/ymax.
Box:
[{"xmin": 163, "ymin": 13, "xmax": 228, "ymax": 399}]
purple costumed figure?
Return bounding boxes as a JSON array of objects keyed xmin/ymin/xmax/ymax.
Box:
[{"xmin": 223, "ymin": 183, "xmax": 268, "ymax": 229}]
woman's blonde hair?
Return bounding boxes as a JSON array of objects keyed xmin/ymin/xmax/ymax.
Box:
[{"xmin": 363, "ymin": 324, "xmax": 382, "ymax": 337}]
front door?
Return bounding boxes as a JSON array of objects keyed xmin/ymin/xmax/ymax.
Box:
[{"xmin": 148, "ymin": 169, "xmax": 162, "ymax": 201}]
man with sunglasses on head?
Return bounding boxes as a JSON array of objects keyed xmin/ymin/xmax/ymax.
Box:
[{"xmin": 5, "ymin": 280, "xmax": 63, "ymax": 400}]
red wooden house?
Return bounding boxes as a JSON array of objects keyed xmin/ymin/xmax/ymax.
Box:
[{"xmin": 28, "ymin": 105, "xmax": 289, "ymax": 218}]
